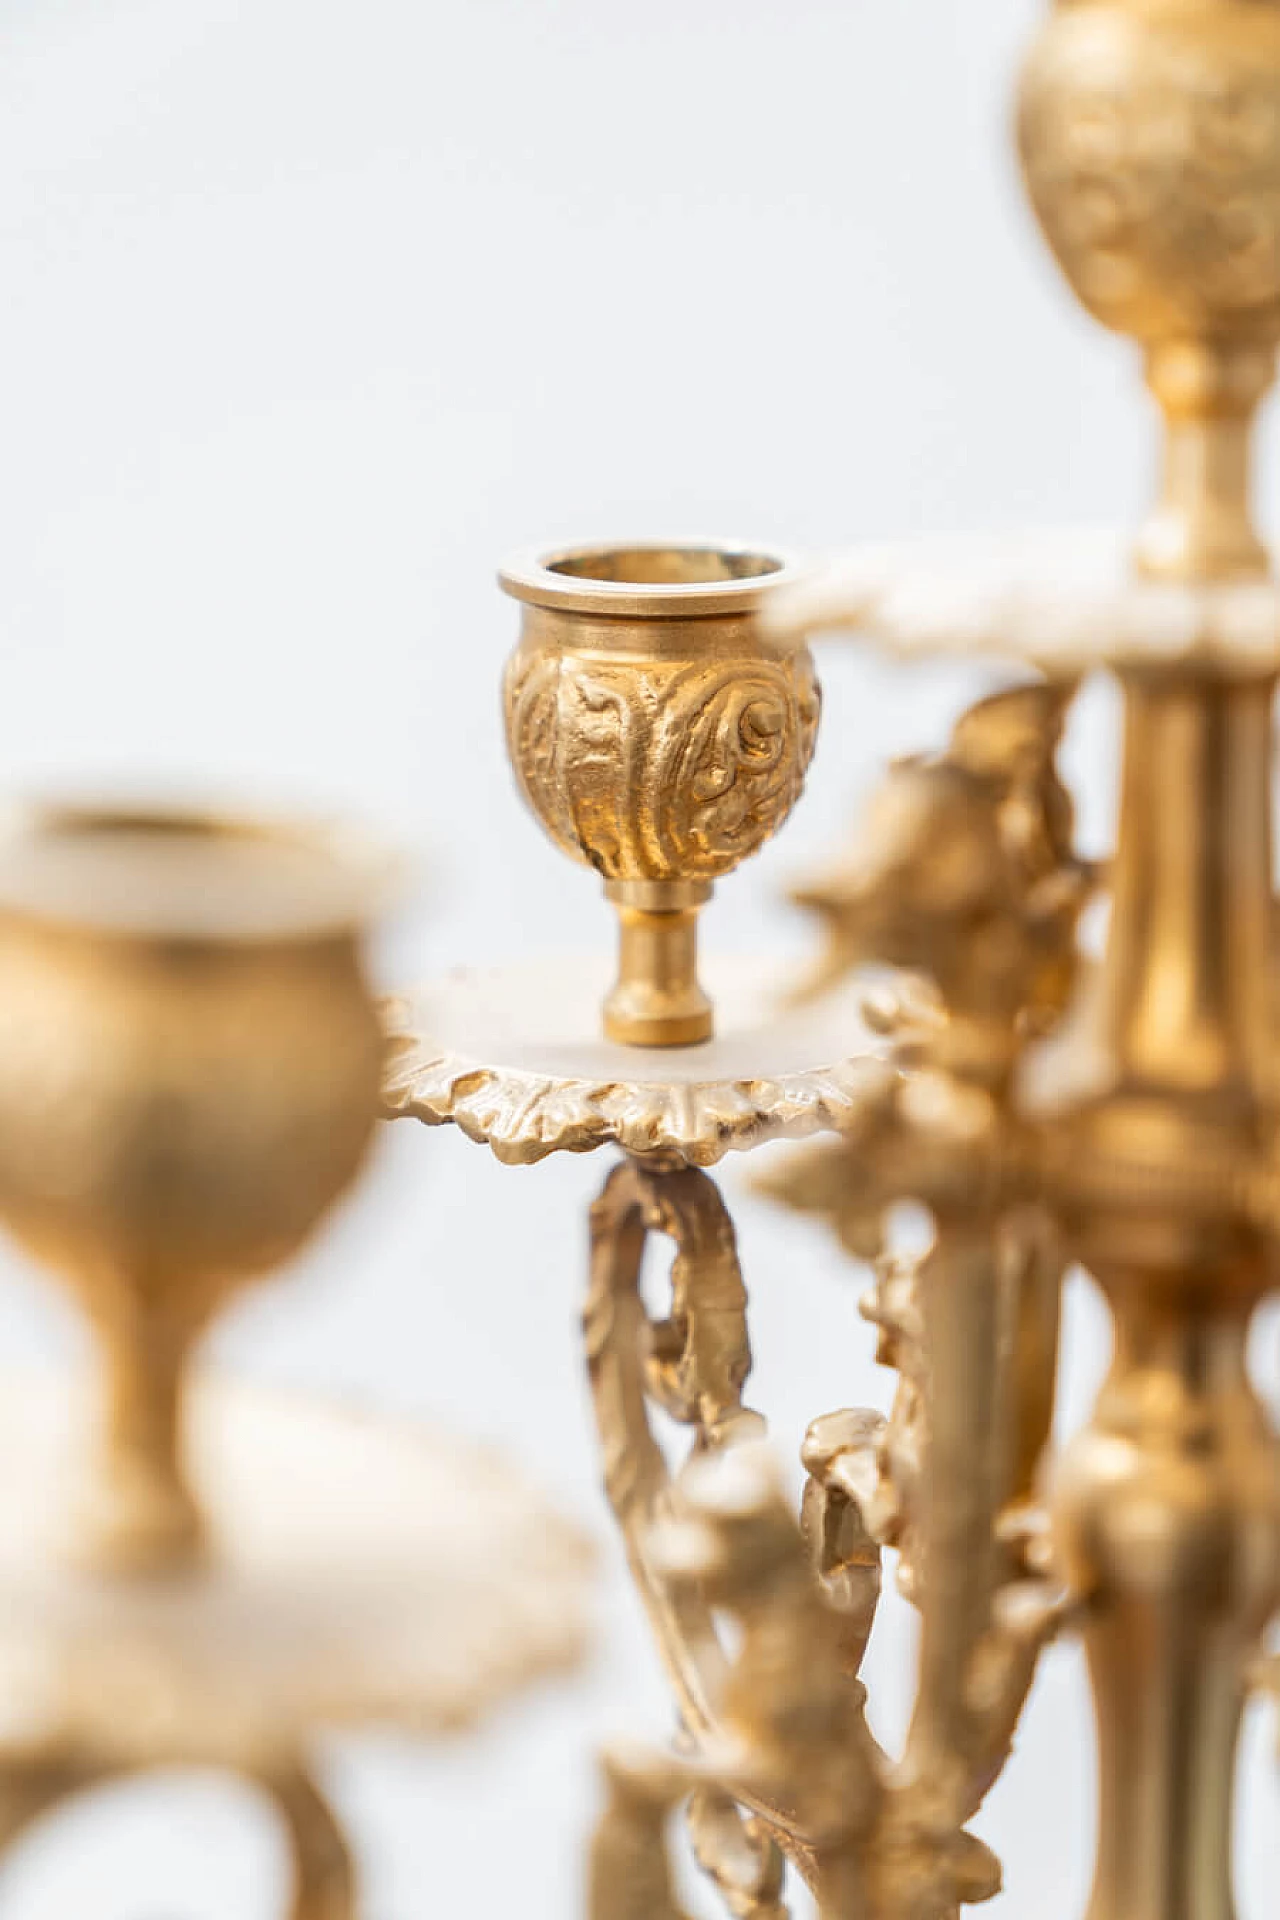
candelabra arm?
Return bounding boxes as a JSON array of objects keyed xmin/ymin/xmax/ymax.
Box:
[
  {"xmin": 901, "ymin": 1213, "xmax": 1059, "ymax": 1824},
  {"xmin": 588, "ymin": 1748, "xmax": 702, "ymax": 1920},
  {"xmin": 1254, "ymin": 1646, "xmax": 1280, "ymax": 1757},
  {"xmin": 0, "ymin": 1750, "xmax": 355, "ymax": 1920},
  {"xmin": 259, "ymin": 1762, "xmax": 358, "ymax": 1920},
  {"xmin": 585, "ymin": 1156, "xmax": 766, "ymax": 1748},
  {"xmin": 589, "ymin": 1750, "xmax": 789, "ymax": 1920},
  {"xmin": 759, "ymin": 679, "xmax": 1084, "ymax": 1836},
  {"xmin": 1002, "ymin": 1207, "xmax": 1064, "ymax": 1518},
  {"xmin": 596, "ymin": 1445, "xmax": 1011, "ymax": 1920},
  {"xmin": 0, "ymin": 1753, "xmax": 92, "ymax": 1851}
]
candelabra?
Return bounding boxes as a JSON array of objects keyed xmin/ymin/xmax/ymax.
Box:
[
  {"xmin": 0, "ymin": 806, "xmax": 592, "ymax": 1916},
  {"xmin": 385, "ymin": 4, "xmax": 1280, "ymax": 1918}
]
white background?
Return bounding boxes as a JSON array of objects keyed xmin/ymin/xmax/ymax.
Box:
[{"xmin": 0, "ymin": 0, "xmax": 1274, "ymax": 1914}]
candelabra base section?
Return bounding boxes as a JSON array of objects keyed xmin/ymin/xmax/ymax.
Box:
[{"xmin": 0, "ymin": 1370, "xmax": 595, "ymax": 1913}]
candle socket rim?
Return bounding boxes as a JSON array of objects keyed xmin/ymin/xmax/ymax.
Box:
[
  {"xmin": 0, "ymin": 802, "xmax": 401, "ymax": 947},
  {"xmin": 499, "ymin": 540, "xmax": 804, "ymax": 620}
]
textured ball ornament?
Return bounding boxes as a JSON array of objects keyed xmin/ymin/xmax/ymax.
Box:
[{"xmin": 1017, "ymin": 0, "xmax": 1280, "ymax": 347}]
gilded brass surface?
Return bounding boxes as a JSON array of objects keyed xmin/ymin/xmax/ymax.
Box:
[
  {"xmin": 0, "ymin": 1752, "xmax": 355, "ymax": 1920},
  {"xmin": 0, "ymin": 805, "xmax": 390, "ymax": 1574},
  {"xmin": 382, "ymin": 956, "xmax": 891, "ymax": 1166},
  {"xmin": 16, "ymin": 4, "xmax": 1280, "ymax": 1912},
  {"xmin": 381, "ymin": 4, "xmax": 1280, "ymax": 1914},
  {"xmin": 391, "ymin": 538, "xmax": 1280, "ymax": 1914},
  {"xmin": 1021, "ymin": 12, "xmax": 1280, "ymax": 1915},
  {"xmin": 0, "ymin": 1374, "xmax": 591, "ymax": 1914},
  {"xmin": 1018, "ymin": 0, "xmax": 1280, "ymax": 582},
  {"xmin": 500, "ymin": 543, "xmax": 819, "ymax": 1047},
  {"xmin": 387, "ymin": 672, "xmax": 1077, "ymax": 1920},
  {"xmin": 0, "ymin": 808, "xmax": 593, "ymax": 1914},
  {"xmin": 0, "ymin": 1374, "xmax": 592, "ymax": 1748}
]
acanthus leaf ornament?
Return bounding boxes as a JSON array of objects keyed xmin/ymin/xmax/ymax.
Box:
[
  {"xmin": 504, "ymin": 651, "xmax": 819, "ymax": 884},
  {"xmin": 384, "ymin": 9, "xmax": 1280, "ymax": 1897}
]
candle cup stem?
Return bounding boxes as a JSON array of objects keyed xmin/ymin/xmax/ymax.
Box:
[
  {"xmin": 604, "ymin": 880, "xmax": 713, "ymax": 1048},
  {"xmin": 86, "ymin": 1308, "xmax": 202, "ymax": 1574}
]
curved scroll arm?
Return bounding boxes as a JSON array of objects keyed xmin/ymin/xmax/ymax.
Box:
[
  {"xmin": 588, "ymin": 1748, "xmax": 696, "ymax": 1920},
  {"xmin": 1253, "ymin": 1648, "xmax": 1280, "ymax": 1758},
  {"xmin": 586, "ymin": 1156, "xmax": 1067, "ymax": 1915},
  {"xmin": 585, "ymin": 1156, "xmax": 765, "ymax": 1742},
  {"xmin": 0, "ymin": 1749, "xmax": 356, "ymax": 1920},
  {"xmin": 900, "ymin": 1213, "xmax": 1066, "ymax": 1826},
  {"xmin": 589, "ymin": 1749, "xmax": 788, "ymax": 1920},
  {"xmin": 602, "ymin": 1445, "xmax": 1003, "ymax": 1920},
  {"xmin": 800, "ymin": 1408, "xmax": 886, "ymax": 1676},
  {"xmin": 257, "ymin": 1761, "xmax": 358, "ymax": 1920},
  {"xmin": 585, "ymin": 1154, "xmax": 794, "ymax": 1909}
]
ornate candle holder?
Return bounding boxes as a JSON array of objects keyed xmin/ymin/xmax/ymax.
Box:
[
  {"xmin": 499, "ymin": 544, "xmax": 818, "ymax": 1046},
  {"xmin": 386, "ymin": 663, "xmax": 1077, "ymax": 1920},
  {"xmin": 386, "ymin": 5, "xmax": 1280, "ymax": 1917},
  {"xmin": 0, "ymin": 807, "xmax": 591, "ymax": 1917}
]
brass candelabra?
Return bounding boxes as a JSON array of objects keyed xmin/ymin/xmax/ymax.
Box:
[
  {"xmin": 386, "ymin": 4, "xmax": 1280, "ymax": 1917},
  {"xmin": 0, "ymin": 4, "xmax": 1277, "ymax": 1916}
]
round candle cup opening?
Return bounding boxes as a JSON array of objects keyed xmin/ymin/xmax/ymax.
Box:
[
  {"xmin": 546, "ymin": 547, "xmax": 783, "ymax": 587},
  {"xmin": 0, "ymin": 808, "xmax": 391, "ymax": 943}
]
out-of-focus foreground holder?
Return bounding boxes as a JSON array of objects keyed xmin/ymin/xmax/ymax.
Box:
[
  {"xmin": 0, "ymin": 809, "xmax": 592, "ymax": 1917},
  {"xmin": 387, "ymin": 1, "xmax": 1280, "ymax": 1916}
]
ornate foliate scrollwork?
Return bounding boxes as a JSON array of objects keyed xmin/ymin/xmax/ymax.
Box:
[
  {"xmin": 585, "ymin": 1149, "xmax": 1069, "ymax": 1920},
  {"xmin": 590, "ymin": 1750, "xmax": 789, "ymax": 1920},
  {"xmin": 801, "ymin": 1251, "xmax": 928, "ymax": 1614},
  {"xmin": 581, "ymin": 683, "xmax": 1088, "ymax": 1918},
  {"xmin": 800, "ymin": 1408, "xmax": 888, "ymax": 1671},
  {"xmin": 750, "ymin": 681, "xmax": 1083, "ymax": 1897},
  {"xmin": 791, "ymin": 680, "xmax": 1089, "ymax": 1056},
  {"xmin": 504, "ymin": 648, "xmax": 820, "ymax": 884},
  {"xmin": 585, "ymin": 1155, "xmax": 799, "ymax": 1916},
  {"xmin": 589, "ymin": 1445, "xmax": 1007, "ymax": 1920},
  {"xmin": 585, "ymin": 1157, "xmax": 767, "ymax": 1732}
]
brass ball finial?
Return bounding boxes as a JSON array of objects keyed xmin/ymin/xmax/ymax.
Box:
[
  {"xmin": 1018, "ymin": 0, "xmax": 1280, "ymax": 581},
  {"xmin": 500, "ymin": 544, "xmax": 819, "ymax": 1047}
]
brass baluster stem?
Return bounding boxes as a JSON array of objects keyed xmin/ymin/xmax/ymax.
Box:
[
  {"xmin": 92, "ymin": 1295, "xmax": 202, "ymax": 1573},
  {"xmin": 1051, "ymin": 669, "xmax": 1280, "ymax": 1920}
]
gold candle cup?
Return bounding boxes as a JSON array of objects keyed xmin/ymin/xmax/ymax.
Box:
[
  {"xmin": 500, "ymin": 543, "xmax": 820, "ymax": 1047},
  {"xmin": 0, "ymin": 806, "xmax": 393, "ymax": 1573}
]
